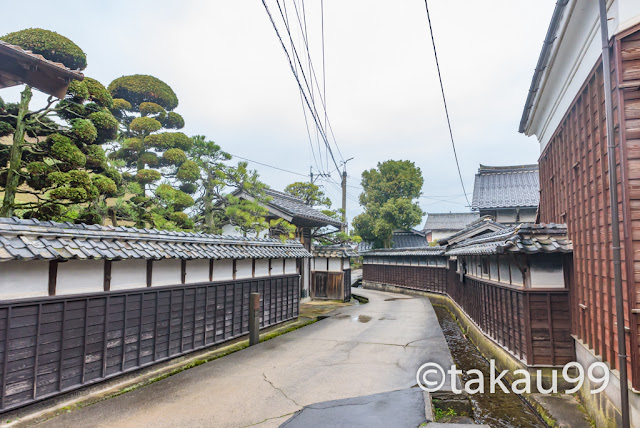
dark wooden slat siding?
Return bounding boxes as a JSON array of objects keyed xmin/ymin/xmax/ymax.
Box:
[
  {"xmin": 363, "ymin": 263, "xmax": 572, "ymax": 366},
  {"xmin": 0, "ymin": 274, "xmax": 299, "ymax": 413},
  {"xmin": 538, "ymin": 26, "xmax": 640, "ymax": 389}
]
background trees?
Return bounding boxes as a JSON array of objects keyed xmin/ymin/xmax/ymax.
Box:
[
  {"xmin": 0, "ymin": 29, "xmax": 120, "ymax": 222},
  {"xmin": 352, "ymin": 160, "xmax": 424, "ymax": 248}
]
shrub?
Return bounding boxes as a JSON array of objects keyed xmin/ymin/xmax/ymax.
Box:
[
  {"xmin": 144, "ymin": 133, "xmax": 169, "ymax": 149},
  {"xmin": 139, "ymin": 152, "xmax": 159, "ymax": 166},
  {"xmin": 50, "ymin": 138, "xmax": 86, "ymax": 167},
  {"xmin": 56, "ymin": 99, "xmax": 85, "ymax": 120},
  {"xmin": 66, "ymin": 80, "xmax": 89, "ymax": 101},
  {"xmin": 84, "ymin": 145, "xmax": 107, "ymax": 169},
  {"xmin": 165, "ymin": 132, "xmax": 191, "ymax": 150},
  {"xmin": 139, "ymin": 102, "xmax": 165, "ymax": 117},
  {"xmin": 0, "ymin": 122, "xmax": 14, "ymax": 137},
  {"xmin": 163, "ymin": 112, "xmax": 185, "ymax": 129},
  {"xmin": 83, "ymin": 77, "xmax": 113, "ymax": 108},
  {"xmin": 130, "ymin": 117, "xmax": 161, "ymax": 134},
  {"xmin": 88, "ymin": 111, "xmax": 118, "ymax": 142},
  {"xmin": 123, "ymin": 137, "xmax": 144, "ymax": 152},
  {"xmin": 93, "ymin": 174, "xmax": 117, "ymax": 196},
  {"xmin": 111, "ymin": 98, "xmax": 132, "ymax": 111},
  {"xmin": 103, "ymin": 166, "xmax": 122, "ymax": 186},
  {"xmin": 179, "ymin": 182, "xmax": 197, "ymax": 194},
  {"xmin": 162, "ymin": 148, "xmax": 187, "ymax": 165},
  {"xmin": 70, "ymin": 118, "xmax": 97, "ymax": 144},
  {"xmin": 176, "ymin": 160, "xmax": 200, "ymax": 181},
  {"xmin": 1, "ymin": 28, "xmax": 87, "ymax": 70},
  {"xmin": 108, "ymin": 75, "xmax": 178, "ymax": 110},
  {"xmin": 135, "ymin": 169, "xmax": 161, "ymax": 184}
]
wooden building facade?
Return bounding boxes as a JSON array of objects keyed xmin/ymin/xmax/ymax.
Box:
[
  {"xmin": 0, "ymin": 217, "xmax": 311, "ymax": 412},
  {"xmin": 362, "ymin": 224, "xmax": 574, "ymax": 367},
  {"xmin": 310, "ymin": 245, "xmax": 355, "ymax": 302}
]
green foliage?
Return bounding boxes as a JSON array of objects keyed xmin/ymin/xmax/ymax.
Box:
[
  {"xmin": 139, "ymin": 102, "xmax": 165, "ymax": 117},
  {"xmin": 84, "ymin": 145, "xmax": 107, "ymax": 169},
  {"xmin": 163, "ymin": 148, "xmax": 187, "ymax": 165},
  {"xmin": 135, "ymin": 169, "xmax": 161, "ymax": 184},
  {"xmin": 155, "ymin": 184, "xmax": 195, "ymax": 211},
  {"xmin": 176, "ymin": 160, "xmax": 200, "ymax": 181},
  {"xmin": 88, "ymin": 111, "xmax": 118, "ymax": 142},
  {"xmin": 83, "ymin": 77, "xmax": 113, "ymax": 108},
  {"xmin": 1, "ymin": 28, "xmax": 87, "ymax": 70},
  {"xmin": 67, "ymin": 80, "xmax": 89, "ymax": 101},
  {"xmin": 284, "ymin": 182, "xmax": 331, "ymax": 207},
  {"xmin": 108, "ymin": 75, "xmax": 178, "ymax": 110},
  {"xmin": 139, "ymin": 152, "xmax": 159, "ymax": 167},
  {"xmin": 130, "ymin": 117, "xmax": 161, "ymax": 134},
  {"xmin": 352, "ymin": 160, "xmax": 424, "ymax": 248},
  {"xmin": 70, "ymin": 118, "xmax": 97, "ymax": 144},
  {"xmin": 163, "ymin": 112, "xmax": 185, "ymax": 129},
  {"xmin": 0, "ymin": 122, "xmax": 14, "ymax": 137},
  {"xmin": 166, "ymin": 132, "xmax": 191, "ymax": 150},
  {"xmin": 56, "ymin": 99, "xmax": 85, "ymax": 120},
  {"xmin": 92, "ymin": 174, "xmax": 117, "ymax": 196},
  {"xmin": 51, "ymin": 138, "xmax": 86, "ymax": 167},
  {"xmin": 123, "ymin": 137, "xmax": 144, "ymax": 153},
  {"xmin": 112, "ymin": 98, "xmax": 132, "ymax": 111}
]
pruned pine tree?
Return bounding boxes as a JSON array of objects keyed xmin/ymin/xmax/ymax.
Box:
[
  {"xmin": 108, "ymin": 75, "xmax": 197, "ymax": 229},
  {"xmin": 0, "ymin": 29, "xmax": 121, "ymax": 223}
]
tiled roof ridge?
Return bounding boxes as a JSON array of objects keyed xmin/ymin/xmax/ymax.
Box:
[
  {"xmin": 0, "ymin": 217, "xmax": 302, "ymax": 247},
  {"xmin": 478, "ymin": 164, "xmax": 538, "ymax": 174},
  {"xmin": 265, "ymin": 188, "xmax": 305, "ymax": 203}
]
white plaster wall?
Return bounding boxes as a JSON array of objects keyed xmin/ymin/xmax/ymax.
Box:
[
  {"xmin": 0, "ymin": 260, "xmax": 49, "ymax": 299},
  {"xmin": 432, "ymin": 230, "xmax": 457, "ymax": 242},
  {"xmin": 498, "ymin": 258, "xmax": 512, "ymax": 285},
  {"xmin": 496, "ymin": 210, "xmax": 517, "ymax": 224},
  {"xmin": 530, "ymin": 256, "xmax": 565, "ymax": 288},
  {"xmin": 57, "ymin": 259, "xmax": 103, "ymax": 295},
  {"xmin": 285, "ymin": 258, "xmax": 297, "ymax": 274},
  {"xmin": 489, "ymin": 257, "xmax": 498, "ymax": 281},
  {"xmin": 525, "ymin": 0, "xmax": 640, "ymax": 150},
  {"xmin": 328, "ymin": 258, "xmax": 342, "ymax": 272},
  {"xmin": 153, "ymin": 259, "xmax": 181, "ymax": 287},
  {"xmin": 314, "ymin": 257, "xmax": 327, "ymax": 272},
  {"xmin": 271, "ymin": 258, "xmax": 284, "ymax": 276},
  {"xmin": 220, "ymin": 224, "xmax": 268, "ymax": 238},
  {"xmin": 212, "ymin": 259, "xmax": 233, "ymax": 281},
  {"xmin": 519, "ymin": 209, "xmax": 538, "ymax": 223},
  {"xmin": 111, "ymin": 259, "xmax": 147, "ymax": 291},
  {"xmin": 236, "ymin": 259, "xmax": 253, "ymax": 279},
  {"xmin": 186, "ymin": 259, "xmax": 210, "ymax": 284},
  {"xmin": 255, "ymin": 259, "xmax": 269, "ymax": 277}
]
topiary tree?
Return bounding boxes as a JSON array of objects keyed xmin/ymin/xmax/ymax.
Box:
[
  {"xmin": 0, "ymin": 28, "xmax": 121, "ymax": 222},
  {"xmin": 107, "ymin": 74, "xmax": 196, "ymax": 229}
]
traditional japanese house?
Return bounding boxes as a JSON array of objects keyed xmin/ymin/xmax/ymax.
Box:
[
  {"xmin": 471, "ymin": 164, "xmax": 539, "ymax": 225},
  {"xmin": 226, "ymin": 188, "xmax": 343, "ymax": 299},
  {"xmin": 519, "ymin": 0, "xmax": 640, "ymax": 424},
  {"xmin": 0, "ymin": 217, "xmax": 310, "ymax": 412},
  {"xmin": 358, "ymin": 228, "xmax": 428, "ymax": 252},
  {"xmin": 422, "ymin": 212, "xmax": 479, "ymax": 243},
  {"xmin": 310, "ymin": 245, "xmax": 357, "ymax": 301}
]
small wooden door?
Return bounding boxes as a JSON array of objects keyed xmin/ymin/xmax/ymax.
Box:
[{"xmin": 314, "ymin": 272, "xmax": 328, "ymax": 298}]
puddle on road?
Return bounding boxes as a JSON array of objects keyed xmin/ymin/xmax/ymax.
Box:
[
  {"xmin": 384, "ymin": 297, "xmax": 413, "ymax": 301},
  {"xmin": 378, "ymin": 316, "xmax": 396, "ymax": 321},
  {"xmin": 353, "ymin": 315, "xmax": 371, "ymax": 323},
  {"xmin": 433, "ymin": 306, "xmax": 546, "ymax": 428}
]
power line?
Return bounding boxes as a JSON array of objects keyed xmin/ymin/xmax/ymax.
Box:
[
  {"xmin": 228, "ymin": 153, "xmax": 308, "ymax": 177},
  {"xmin": 261, "ymin": 0, "xmax": 338, "ymax": 174},
  {"xmin": 422, "ymin": 0, "xmax": 471, "ymax": 207}
]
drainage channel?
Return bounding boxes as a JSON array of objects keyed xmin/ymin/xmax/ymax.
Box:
[{"xmin": 433, "ymin": 305, "xmax": 548, "ymax": 427}]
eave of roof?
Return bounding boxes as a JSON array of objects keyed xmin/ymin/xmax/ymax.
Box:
[
  {"xmin": 361, "ymin": 246, "xmax": 446, "ymax": 257},
  {"xmin": 0, "ymin": 40, "xmax": 84, "ymax": 98}
]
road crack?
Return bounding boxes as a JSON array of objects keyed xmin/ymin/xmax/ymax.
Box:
[{"xmin": 263, "ymin": 372, "xmax": 301, "ymax": 407}]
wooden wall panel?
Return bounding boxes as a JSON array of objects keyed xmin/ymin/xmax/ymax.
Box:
[
  {"xmin": 0, "ymin": 274, "xmax": 299, "ymax": 413},
  {"xmin": 538, "ymin": 29, "xmax": 640, "ymax": 389}
]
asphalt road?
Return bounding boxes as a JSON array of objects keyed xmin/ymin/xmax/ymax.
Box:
[{"xmin": 36, "ymin": 288, "xmax": 455, "ymax": 428}]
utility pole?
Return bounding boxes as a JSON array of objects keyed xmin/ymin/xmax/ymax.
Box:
[
  {"xmin": 340, "ymin": 158, "xmax": 354, "ymax": 233},
  {"xmin": 310, "ymin": 166, "xmax": 313, "ymax": 184}
]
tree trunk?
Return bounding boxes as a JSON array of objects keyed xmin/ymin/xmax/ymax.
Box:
[
  {"xmin": 0, "ymin": 86, "xmax": 33, "ymax": 217},
  {"xmin": 203, "ymin": 178, "xmax": 215, "ymax": 234}
]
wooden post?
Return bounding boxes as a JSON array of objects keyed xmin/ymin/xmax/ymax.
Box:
[
  {"xmin": 48, "ymin": 261, "xmax": 58, "ymax": 296},
  {"xmin": 181, "ymin": 260, "xmax": 187, "ymax": 284},
  {"xmin": 104, "ymin": 260, "xmax": 112, "ymax": 291},
  {"xmin": 209, "ymin": 259, "xmax": 214, "ymax": 282},
  {"xmin": 146, "ymin": 260, "xmax": 153, "ymax": 287},
  {"xmin": 249, "ymin": 292, "xmax": 260, "ymax": 346}
]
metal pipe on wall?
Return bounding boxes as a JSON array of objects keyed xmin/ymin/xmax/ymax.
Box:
[{"xmin": 597, "ymin": 1, "xmax": 630, "ymax": 426}]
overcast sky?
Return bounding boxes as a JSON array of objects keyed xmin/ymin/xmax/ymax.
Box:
[{"xmin": 2, "ymin": 1, "xmax": 555, "ymax": 228}]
